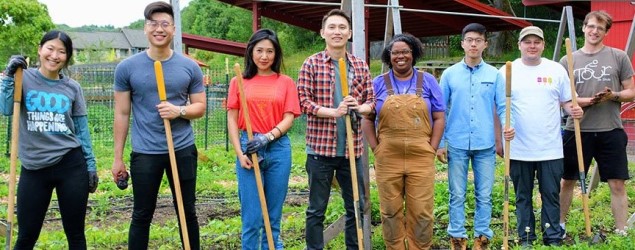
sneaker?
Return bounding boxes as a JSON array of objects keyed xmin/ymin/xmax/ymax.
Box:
[
  {"xmin": 450, "ymin": 237, "xmax": 467, "ymax": 250},
  {"xmin": 615, "ymin": 228, "xmax": 628, "ymax": 236},
  {"xmin": 561, "ymin": 227, "xmax": 567, "ymax": 239},
  {"xmin": 473, "ymin": 235, "xmax": 490, "ymax": 250}
]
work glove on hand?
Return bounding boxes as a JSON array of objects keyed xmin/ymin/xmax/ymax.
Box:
[
  {"xmin": 349, "ymin": 109, "xmax": 360, "ymax": 133},
  {"xmin": 244, "ymin": 133, "xmax": 271, "ymax": 155},
  {"xmin": 116, "ymin": 171, "xmax": 129, "ymax": 190},
  {"xmin": 590, "ymin": 87, "xmax": 617, "ymax": 104},
  {"xmin": 88, "ymin": 170, "xmax": 99, "ymax": 193},
  {"xmin": 5, "ymin": 55, "xmax": 27, "ymax": 77}
]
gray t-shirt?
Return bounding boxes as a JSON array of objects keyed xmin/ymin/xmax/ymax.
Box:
[
  {"xmin": 114, "ymin": 52, "xmax": 204, "ymax": 153},
  {"xmin": 304, "ymin": 59, "xmax": 347, "ymax": 156},
  {"xmin": 560, "ymin": 47, "xmax": 634, "ymax": 132},
  {"xmin": 19, "ymin": 68, "xmax": 86, "ymax": 170}
]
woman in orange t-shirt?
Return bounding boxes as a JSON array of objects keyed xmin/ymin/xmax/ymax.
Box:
[{"xmin": 227, "ymin": 29, "xmax": 301, "ymax": 249}]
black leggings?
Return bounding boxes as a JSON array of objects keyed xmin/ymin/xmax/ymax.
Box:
[{"xmin": 15, "ymin": 147, "xmax": 89, "ymax": 250}]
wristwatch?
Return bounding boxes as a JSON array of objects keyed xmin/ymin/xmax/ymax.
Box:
[
  {"xmin": 266, "ymin": 132, "xmax": 275, "ymax": 141},
  {"xmin": 179, "ymin": 106, "xmax": 187, "ymax": 117}
]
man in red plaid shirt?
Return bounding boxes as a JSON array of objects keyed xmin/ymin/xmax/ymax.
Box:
[{"xmin": 297, "ymin": 9, "xmax": 375, "ymax": 250}]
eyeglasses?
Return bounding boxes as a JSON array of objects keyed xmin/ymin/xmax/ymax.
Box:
[
  {"xmin": 146, "ymin": 20, "xmax": 173, "ymax": 30},
  {"xmin": 390, "ymin": 50, "xmax": 412, "ymax": 56},
  {"xmin": 463, "ymin": 38, "xmax": 485, "ymax": 44},
  {"xmin": 585, "ymin": 24, "xmax": 607, "ymax": 33}
]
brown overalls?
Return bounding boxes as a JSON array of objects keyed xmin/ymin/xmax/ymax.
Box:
[{"xmin": 374, "ymin": 71, "xmax": 436, "ymax": 250}]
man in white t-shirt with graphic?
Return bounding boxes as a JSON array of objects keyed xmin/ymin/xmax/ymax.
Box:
[{"xmin": 499, "ymin": 26, "xmax": 583, "ymax": 246}]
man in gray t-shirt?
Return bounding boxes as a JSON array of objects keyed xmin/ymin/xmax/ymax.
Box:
[
  {"xmin": 111, "ymin": 2, "xmax": 206, "ymax": 249},
  {"xmin": 559, "ymin": 10, "xmax": 635, "ymax": 236}
]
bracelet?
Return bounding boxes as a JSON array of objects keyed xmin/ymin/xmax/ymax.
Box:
[{"xmin": 273, "ymin": 126, "xmax": 283, "ymax": 135}]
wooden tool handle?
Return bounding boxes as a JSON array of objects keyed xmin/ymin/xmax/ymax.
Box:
[{"xmin": 154, "ymin": 61, "xmax": 167, "ymax": 101}]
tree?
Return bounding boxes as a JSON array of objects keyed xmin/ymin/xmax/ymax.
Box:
[
  {"xmin": 0, "ymin": 0, "xmax": 55, "ymax": 64},
  {"xmin": 181, "ymin": 0, "xmax": 322, "ymax": 56},
  {"xmin": 127, "ymin": 20, "xmax": 145, "ymax": 30},
  {"xmin": 486, "ymin": 0, "xmax": 516, "ymax": 58}
]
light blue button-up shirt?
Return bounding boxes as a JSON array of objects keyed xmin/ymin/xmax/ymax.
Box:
[{"xmin": 439, "ymin": 59, "xmax": 507, "ymax": 150}]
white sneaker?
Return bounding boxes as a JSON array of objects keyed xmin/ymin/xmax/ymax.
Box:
[{"xmin": 615, "ymin": 228, "xmax": 628, "ymax": 236}]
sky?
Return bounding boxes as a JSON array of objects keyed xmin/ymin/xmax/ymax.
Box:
[{"xmin": 38, "ymin": 0, "xmax": 192, "ymax": 28}]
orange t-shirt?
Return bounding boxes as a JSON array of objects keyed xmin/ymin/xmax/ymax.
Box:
[{"xmin": 227, "ymin": 74, "xmax": 301, "ymax": 133}]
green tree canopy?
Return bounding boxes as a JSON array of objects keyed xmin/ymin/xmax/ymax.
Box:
[
  {"xmin": 180, "ymin": 0, "xmax": 322, "ymax": 65},
  {"xmin": 0, "ymin": 0, "xmax": 55, "ymax": 64}
]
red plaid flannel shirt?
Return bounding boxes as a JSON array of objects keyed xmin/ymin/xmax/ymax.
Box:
[{"xmin": 297, "ymin": 50, "xmax": 375, "ymax": 158}]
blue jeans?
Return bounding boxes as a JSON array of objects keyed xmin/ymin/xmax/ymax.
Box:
[
  {"xmin": 15, "ymin": 147, "xmax": 88, "ymax": 250},
  {"xmin": 237, "ymin": 131, "xmax": 291, "ymax": 250},
  {"xmin": 128, "ymin": 144, "xmax": 200, "ymax": 250},
  {"xmin": 305, "ymin": 154, "xmax": 365, "ymax": 250},
  {"xmin": 447, "ymin": 145, "xmax": 495, "ymax": 239}
]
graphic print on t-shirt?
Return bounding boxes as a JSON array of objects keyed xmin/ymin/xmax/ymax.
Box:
[
  {"xmin": 536, "ymin": 76, "xmax": 553, "ymax": 85},
  {"xmin": 250, "ymin": 83, "xmax": 276, "ymax": 121},
  {"xmin": 24, "ymin": 90, "xmax": 71, "ymax": 134},
  {"xmin": 574, "ymin": 59, "xmax": 611, "ymax": 84}
]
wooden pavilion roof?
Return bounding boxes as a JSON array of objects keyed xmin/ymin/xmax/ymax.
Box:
[{"xmin": 216, "ymin": 0, "xmax": 532, "ymax": 41}]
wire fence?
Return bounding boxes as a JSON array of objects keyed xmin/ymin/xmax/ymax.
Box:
[{"xmin": 0, "ymin": 63, "xmax": 307, "ymax": 155}]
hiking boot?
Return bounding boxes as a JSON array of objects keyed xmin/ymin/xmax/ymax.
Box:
[
  {"xmin": 450, "ymin": 237, "xmax": 467, "ymax": 250},
  {"xmin": 473, "ymin": 235, "xmax": 490, "ymax": 250}
]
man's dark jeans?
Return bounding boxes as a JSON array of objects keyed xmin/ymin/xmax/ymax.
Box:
[
  {"xmin": 510, "ymin": 159, "xmax": 564, "ymax": 245},
  {"xmin": 128, "ymin": 144, "xmax": 200, "ymax": 250},
  {"xmin": 305, "ymin": 154, "xmax": 365, "ymax": 250}
]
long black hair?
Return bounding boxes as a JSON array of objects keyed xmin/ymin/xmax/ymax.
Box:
[{"xmin": 243, "ymin": 29, "xmax": 284, "ymax": 79}]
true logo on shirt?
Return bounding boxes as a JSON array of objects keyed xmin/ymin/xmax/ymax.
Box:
[{"xmin": 536, "ymin": 76, "xmax": 553, "ymax": 85}]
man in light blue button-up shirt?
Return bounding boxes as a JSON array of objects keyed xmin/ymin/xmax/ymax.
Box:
[{"xmin": 436, "ymin": 23, "xmax": 514, "ymax": 250}]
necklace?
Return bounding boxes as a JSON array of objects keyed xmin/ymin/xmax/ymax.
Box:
[{"xmin": 391, "ymin": 70, "xmax": 415, "ymax": 95}]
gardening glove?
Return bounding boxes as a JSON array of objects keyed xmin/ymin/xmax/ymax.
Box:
[
  {"xmin": 5, "ymin": 55, "xmax": 27, "ymax": 77},
  {"xmin": 348, "ymin": 109, "xmax": 360, "ymax": 134},
  {"xmin": 590, "ymin": 87, "xmax": 618, "ymax": 104},
  {"xmin": 116, "ymin": 171, "xmax": 129, "ymax": 190},
  {"xmin": 88, "ymin": 170, "xmax": 99, "ymax": 193},
  {"xmin": 244, "ymin": 133, "xmax": 271, "ymax": 155}
]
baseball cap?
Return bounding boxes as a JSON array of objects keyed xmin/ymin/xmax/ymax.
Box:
[{"xmin": 518, "ymin": 26, "xmax": 544, "ymax": 41}]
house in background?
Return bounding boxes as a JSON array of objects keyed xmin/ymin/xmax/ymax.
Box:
[
  {"xmin": 68, "ymin": 29, "xmax": 211, "ymax": 67},
  {"xmin": 68, "ymin": 29, "xmax": 147, "ymax": 63}
]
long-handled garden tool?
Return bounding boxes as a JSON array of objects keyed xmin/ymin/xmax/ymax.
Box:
[
  {"xmin": 565, "ymin": 38, "xmax": 592, "ymax": 237},
  {"xmin": 154, "ymin": 61, "xmax": 191, "ymax": 250},
  {"xmin": 225, "ymin": 58, "xmax": 230, "ymax": 151},
  {"xmin": 338, "ymin": 58, "xmax": 364, "ymax": 250},
  {"xmin": 233, "ymin": 63, "xmax": 275, "ymax": 249},
  {"xmin": 6, "ymin": 67, "xmax": 23, "ymax": 250},
  {"xmin": 503, "ymin": 61, "xmax": 511, "ymax": 250}
]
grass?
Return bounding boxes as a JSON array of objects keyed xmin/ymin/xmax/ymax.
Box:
[
  {"xmin": 0, "ymin": 128, "xmax": 634, "ymax": 249},
  {"xmin": 0, "ymin": 54, "xmax": 633, "ymax": 249}
]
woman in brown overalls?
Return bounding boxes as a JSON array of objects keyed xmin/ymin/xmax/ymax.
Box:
[{"xmin": 362, "ymin": 33, "xmax": 445, "ymax": 249}]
